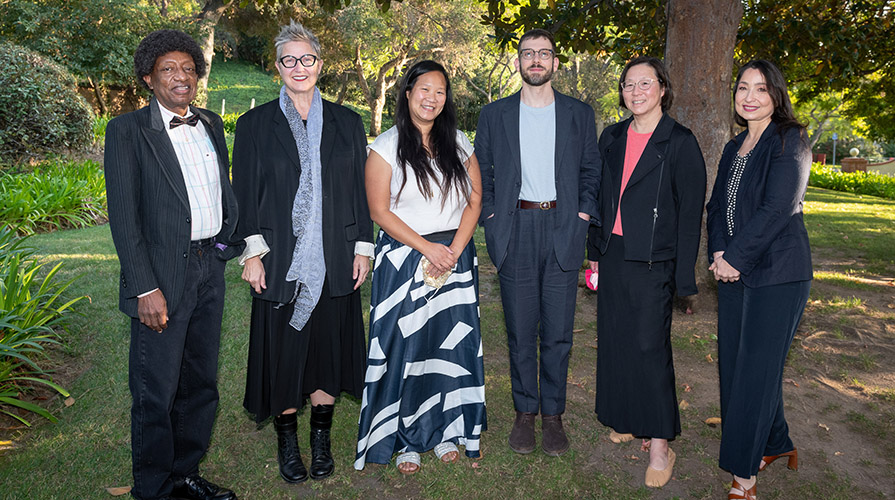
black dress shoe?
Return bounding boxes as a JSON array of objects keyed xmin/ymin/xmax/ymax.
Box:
[{"xmin": 171, "ymin": 475, "xmax": 237, "ymax": 500}]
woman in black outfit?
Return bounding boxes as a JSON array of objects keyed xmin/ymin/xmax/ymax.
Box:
[
  {"xmin": 706, "ymin": 59, "xmax": 812, "ymax": 500},
  {"xmin": 586, "ymin": 56, "xmax": 706, "ymax": 488},
  {"xmin": 232, "ymin": 21, "xmax": 373, "ymax": 483}
]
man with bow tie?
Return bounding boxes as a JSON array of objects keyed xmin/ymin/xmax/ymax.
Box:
[{"xmin": 104, "ymin": 30, "xmax": 241, "ymax": 500}]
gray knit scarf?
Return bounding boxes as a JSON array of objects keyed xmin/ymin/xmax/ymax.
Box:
[{"xmin": 279, "ymin": 86, "xmax": 325, "ymax": 331}]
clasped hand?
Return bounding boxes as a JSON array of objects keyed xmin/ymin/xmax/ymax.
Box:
[
  {"xmin": 423, "ymin": 242, "xmax": 456, "ymax": 277},
  {"xmin": 709, "ymin": 251, "xmax": 741, "ymax": 282}
]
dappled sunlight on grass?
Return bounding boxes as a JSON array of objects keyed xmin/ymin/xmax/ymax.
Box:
[{"xmin": 814, "ymin": 271, "xmax": 883, "ymax": 290}]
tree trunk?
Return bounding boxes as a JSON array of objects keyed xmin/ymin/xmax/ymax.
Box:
[
  {"xmin": 371, "ymin": 93, "xmax": 387, "ymax": 137},
  {"xmin": 87, "ymin": 76, "xmax": 109, "ymax": 116},
  {"xmin": 336, "ymin": 72, "xmax": 351, "ymax": 106},
  {"xmin": 664, "ymin": 0, "xmax": 743, "ymax": 312},
  {"xmin": 195, "ymin": 0, "xmax": 234, "ymax": 108}
]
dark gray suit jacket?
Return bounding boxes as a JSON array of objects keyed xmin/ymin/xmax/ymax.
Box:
[
  {"xmin": 231, "ymin": 99, "xmax": 373, "ymax": 304},
  {"xmin": 104, "ymin": 98, "xmax": 241, "ymax": 318},
  {"xmin": 475, "ymin": 90, "xmax": 601, "ymax": 271}
]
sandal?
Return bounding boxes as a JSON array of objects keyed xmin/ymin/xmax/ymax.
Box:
[
  {"xmin": 434, "ymin": 442, "xmax": 460, "ymax": 464},
  {"xmin": 759, "ymin": 448, "xmax": 797, "ymax": 472},
  {"xmin": 728, "ymin": 477, "xmax": 757, "ymax": 500},
  {"xmin": 395, "ymin": 451, "xmax": 421, "ymax": 475}
]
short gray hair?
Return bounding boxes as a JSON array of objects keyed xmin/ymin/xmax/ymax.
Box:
[{"xmin": 274, "ymin": 20, "xmax": 322, "ymax": 60}]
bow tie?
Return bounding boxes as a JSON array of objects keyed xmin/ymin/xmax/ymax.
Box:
[{"xmin": 169, "ymin": 114, "xmax": 200, "ymax": 129}]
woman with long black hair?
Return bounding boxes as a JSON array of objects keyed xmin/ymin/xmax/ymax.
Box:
[
  {"xmin": 706, "ymin": 59, "xmax": 812, "ymax": 500},
  {"xmin": 354, "ymin": 60, "xmax": 486, "ymax": 475}
]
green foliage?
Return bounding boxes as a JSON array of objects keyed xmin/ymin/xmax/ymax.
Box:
[
  {"xmin": 0, "ymin": 160, "xmax": 107, "ymax": 235},
  {"xmin": 809, "ymin": 164, "xmax": 895, "ymax": 200},
  {"xmin": 92, "ymin": 114, "xmax": 112, "ymax": 144},
  {"xmin": 0, "ymin": 227, "xmax": 80, "ymax": 426},
  {"xmin": 0, "ymin": 0, "xmax": 193, "ymax": 89},
  {"xmin": 477, "ymin": 0, "xmax": 895, "ymax": 141},
  {"xmin": 0, "ymin": 42, "xmax": 94, "ymax": 163}
]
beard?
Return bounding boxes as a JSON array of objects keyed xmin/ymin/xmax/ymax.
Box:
[{"xmin": 520, "ymin": 63, "xmax": 554, "ymax": 86}]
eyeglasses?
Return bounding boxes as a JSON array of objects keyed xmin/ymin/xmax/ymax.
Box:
[
  {"xmin": 621, "ymin": 78, "xmax": 658, "ymax": 92},
  {"xmin": 278, "ymin": 54, "xmax": 318, "ymax": 68},
  {"xmin": 519, "ymin": 48, "xmax": 555, "ymax": 61}
]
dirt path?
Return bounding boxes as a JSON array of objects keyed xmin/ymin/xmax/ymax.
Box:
[{"xmin": 559, "ymin": 251, "xmax": 895, "ymax": 499}]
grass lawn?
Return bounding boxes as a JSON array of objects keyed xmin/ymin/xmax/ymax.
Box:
[{"xmin": 0, "ymin": 187, "xmax": 893, "ymax": 499}]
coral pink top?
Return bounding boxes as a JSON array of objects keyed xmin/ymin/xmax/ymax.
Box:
[{"xmin": 612, "ymin": 129, "xmax": 653, "ymax": 236}]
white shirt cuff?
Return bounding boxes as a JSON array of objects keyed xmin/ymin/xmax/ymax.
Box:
[
  {"xmin": 239, "ymin": 234, "xmax": 270, "ymax": 265},
  {"xmin": 354, "ymin": 241, "xmax": 375, "ymax": 258},
  {"xmin": 138, "ymin": 288, "xmax": 159, "ymax": 298}
]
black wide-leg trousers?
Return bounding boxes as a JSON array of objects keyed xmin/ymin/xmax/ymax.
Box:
[{"xmin": 717, "ymin": 278, "xmax": 811, "ymax": 478}]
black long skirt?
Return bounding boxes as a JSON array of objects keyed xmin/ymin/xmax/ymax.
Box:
[
  {"xmin": 595, "ymin": 235, "xmax": 680, "ymax": 440},
  {"xmin": 243, "ymin": 277, "xmax": 366, "ymax": 423}
]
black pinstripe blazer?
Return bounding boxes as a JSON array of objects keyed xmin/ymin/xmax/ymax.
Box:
[{"xmin": 104, "ymin": 97, "xmax": 240, "ymax": 318}]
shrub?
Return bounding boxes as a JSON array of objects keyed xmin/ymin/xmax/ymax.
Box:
[
  {"xmin": 222, "ymin": 113, "xmax": 240, "ymax": 135},
  {"xmin": 0, "ymin": 43, "xmax": 94, "ymax": 163},
  {"xmin": 0, "ymin": 160, "xmax": 107, "ymax": 235},
  {"xmin": 809, "ymin": 164, "xmax": 895, "ymax": 200},
  {"xmin": 93, "ymin": 114, "xmax": 113, "ymax": 144},
  {"xmin": 0, "ymin": 227, "xmax": 81, "ymax": 425}
]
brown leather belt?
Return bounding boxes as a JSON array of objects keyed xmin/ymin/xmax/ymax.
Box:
[{"xmin": 517, "ymin": 200, "xmax": 557, "ymax": 210}]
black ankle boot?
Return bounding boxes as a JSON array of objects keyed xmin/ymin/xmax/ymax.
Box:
[
  {"xmin": 309, "ymin": 404, "xmax": 335, "ymax": 480},
  {"xmin": 274, "ymin": 413, "xmax": 308, "ymax": 483}
]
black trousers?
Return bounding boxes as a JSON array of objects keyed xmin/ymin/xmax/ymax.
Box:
[
  {"xmin": 497, "ymin": 208, "xmax": 578, "ymax": 416},
  {"xmin": 129, "ymin": 240, "xmax": 226, "ymax": 500},
  {"xmin": 717, "ymin": 278, "xmax": 811, "ymax": 478}
]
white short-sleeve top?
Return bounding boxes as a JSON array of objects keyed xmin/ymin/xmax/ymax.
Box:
[{"xmin": 368, "ymin": 126, "xmax": 473, "ymax": 235}]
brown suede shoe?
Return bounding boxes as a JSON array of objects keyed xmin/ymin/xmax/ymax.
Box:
[
  {"xmin": 542, "ymin": 414, "xmax": 570, "ymax": 456},
  {"xmin": 508, "ymin": 411, "xmax": 536, "ymax": 454}
]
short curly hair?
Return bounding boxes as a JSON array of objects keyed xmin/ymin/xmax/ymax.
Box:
[{"xmin": 134, "ymin": 29, "xmax": 206, "ymax": 91}]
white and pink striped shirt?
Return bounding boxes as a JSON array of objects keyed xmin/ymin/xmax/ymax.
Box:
[{"xmin": 158, "ymin": 103, "xmax": 223, "ymax": 240}]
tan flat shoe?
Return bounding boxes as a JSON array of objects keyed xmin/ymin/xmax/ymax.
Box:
[
  {"xmin": 644, "ymin": 448, "xmax": 675, "ymax": 488},
  {"xmin": 609, "ymin": 430, "xmax": 634, "ymax": 443}
]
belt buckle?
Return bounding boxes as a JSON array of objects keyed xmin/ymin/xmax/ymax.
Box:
[{"xmin": 539, "ymin": 201, "xmax": 551, "ymax": 210}]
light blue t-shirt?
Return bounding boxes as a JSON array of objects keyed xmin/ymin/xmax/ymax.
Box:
[{"xmin": 519, "ymin": 100, "xmax": 557, "ymax": 202}]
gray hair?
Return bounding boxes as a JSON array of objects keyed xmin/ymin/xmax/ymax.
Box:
[{"xmin": 274, "ymin": 20, "xmax": 322, "ymax": 60}]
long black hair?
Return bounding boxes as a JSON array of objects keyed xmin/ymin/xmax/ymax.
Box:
[
  {"xmin": 734, "ymin": 60, "xmax": 805, "ymax": 138},
  {"xmin": 394, "ymin": 60, "xmax": 470, "ymax": 207}
]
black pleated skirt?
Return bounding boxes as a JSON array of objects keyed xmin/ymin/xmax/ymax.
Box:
[
  {"xmin": 243, "ymin": 277, "xmax": 366, "ymax": 422},
  {"xmin": 595, "ymin": 235, "xmax": 681, "ymax": 440}
]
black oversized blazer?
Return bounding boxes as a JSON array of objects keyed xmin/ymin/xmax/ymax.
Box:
[
  {"xmin": 104, "ymin": 98, "xmax": 241, "ymax": 318},
  {"xmin": 706, "ymin": 122, "xmax": 812, "ymax": 288},
  {"xmin": 586, "ymin": 114, "xmax": 706, "ymax": 296},
  {"xmin": 231, "ymin": 98, "xmax": 373, "ymax": 304}
]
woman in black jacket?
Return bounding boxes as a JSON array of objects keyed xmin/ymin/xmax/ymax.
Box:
[
  {"xmin": 586, "ymin": 56, "xmax": 706, "ymax": 488},
  {"xmin": 706, "ymin": 60, "xmax": 812, "ymax": 500},
  {"xmin": 232, "ymin": 21, "xmax": 373, "ymax": 483}
]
